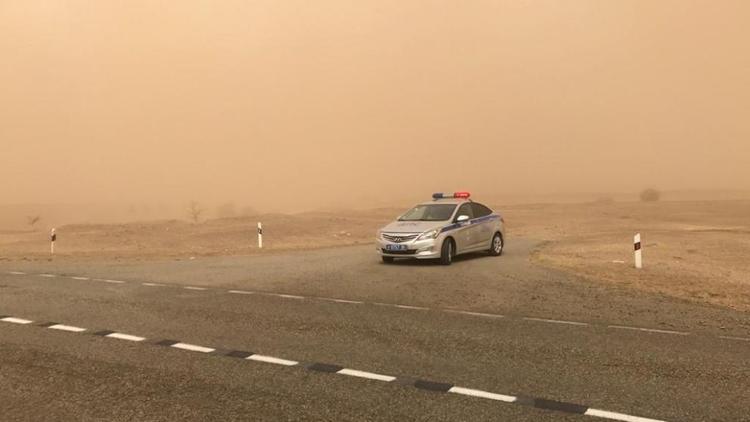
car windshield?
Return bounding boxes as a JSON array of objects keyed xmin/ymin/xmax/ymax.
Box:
[{"xmin": 398, "ymin": 204, "xmax": 456, "ymax": 221}]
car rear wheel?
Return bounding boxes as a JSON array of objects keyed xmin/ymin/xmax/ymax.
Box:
[
  {"xmin": 440, "ymin": 238, "xmax": 454, "ymax": 265},
  {"xmin": 382, "ymin": 256, "xmax": 395, "ymax": 264},
  {"xmin": 489, "ymin": 232, "xmax": 503, "ymax": 256}
]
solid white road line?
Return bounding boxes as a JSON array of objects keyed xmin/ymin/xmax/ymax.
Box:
[
  {"xmin": 608, "ymin": 325, "xmax": 689, "ymax": 336},
  {"xmin": 106, "ymin": 332, "xmax": 146, "ymax": 342},
  {"xmin": 8, "ymin": 271, "xmax": 26, "ymax": 275},
  {"xmin": 337, "ymin": 368, "xmax": 396, "ymax": 382},
  {"xmin": 70, "ymin": 276, "xmax": 90, "ymax": 280},
  {"xmin": 171, "ymin": 342, "xmax": 215, "ymax": 353},
  {"xmin": 585, "ymin": 408, "xmax": 667, "ymax": 422},
  {"xmin": 48, "ymin": 324, "xmax": 86, "ymax": 333},
  {"xmin": 184, "ymin": 286, "xmax": 208, "ymax": 291},
  {"xmin": 523, "ymin": 317, "xmax": 590, "ymax": 327},
  {"xmin": 276, "ymin": 294, "xmax": 305, "ymax": 300},
  {"xmin": 247, "ymin": 354, "xmax": 298, "ymax": 366},
  {"xmin": 228, "ymin": 290, "xmax": 254, "ymax": 295},
  {"xmin": 448, "ymin": 386, "xmax": 517, "ymax": 403},
  {"xmin": 1, "ymin": 317, "xmax": 34, "ymax": 324},
  {"xmin": 38, "ymin": 274, "xmax": 56, "ymax": 278}
]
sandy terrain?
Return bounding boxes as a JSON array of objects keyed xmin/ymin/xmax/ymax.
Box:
[
  {"xmin": 522, "ymin": 200, "xmax": 750, "ymax": 313},
  {"xmin": 1, "ymin": 200, "xmax": 748, "ymax": 312}
]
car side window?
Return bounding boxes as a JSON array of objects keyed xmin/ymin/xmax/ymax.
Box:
[
  {"xmin": 471, "ymin": 203, "xmax": 492, "ymax": 218},
  {"xmin": 456, "ymin": 203, "xmax": 474, "ymax": 220}
]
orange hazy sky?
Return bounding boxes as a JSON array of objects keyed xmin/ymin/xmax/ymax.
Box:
[{"xmin": 1, "ymin": 1, "xmax": 749, "ymax": 210}]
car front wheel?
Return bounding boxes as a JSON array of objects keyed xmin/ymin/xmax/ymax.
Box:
[{"xmin": 440, "ymin": 238, "xmax": 454, "ymax": 265}]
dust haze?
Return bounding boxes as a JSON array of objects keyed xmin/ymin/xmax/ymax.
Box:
[{"xmin": 2, "ymin": 1, "xmax": 749, "ymax": 221}]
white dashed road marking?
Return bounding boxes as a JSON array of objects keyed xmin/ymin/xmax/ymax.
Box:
[
  {"xmin": 446, "ymin": 310, "xmax": 505, "ymax": 319},
  {"xmin": 0, "ymin": 311, "xmax": 674, "ymax": 422},
  {"xmin": 10, "ymin": 270, "xmax": 746, "ymax": 344},
  {"xmin": 1, "ymin": 317, "xmax": 34, "ymax": 324},
  {"xmin": 48, "ymin": 324, "xmax": 86, "ymax": 333},
  {"xmin": 394, "ymin": 304, "xmax": 429, "ymax": 311},
  {"xmin": 247, "ymin": 354, "xmax": 299, "ymax": 366},
  {"xmin": 337, "ymin": 368, "xmax": 396, "ymax": 382},
  {"xmin": 448, "ymin": 386, "xmax": 517, "ymax": 403},
  {"xmin": 523, "ymin": 317, "xmax": 590, "ymax": 327},
  {"xmin": 608, "ymin": 325, "xmax": 689, "ymax": 336},
  {"xmin": 327, "ymin": 298, "xmax": 364, "ymax": 304},
  {"xmin": 102, "ymin": 279, "xmax": 126, "ymax": 284},
  {"xmin": 585, "ymin": 408, "xmax": 667, "ymax": 422},
  {"xmin": 228, "ymin": 290, "xmax": 254, "ymax": 295},
  {"xmin": 718, "ymin": 335, "xmax": 750, "ymax": 342},
  {"xmin": 275, "ymin": 294, "xmax": 304, "ymax": 300},
  {"xmin": 106, "ymin": 332, "xmax": 146, "ymax": 342},
  {"xmin": 171, "ymin": 342, "xmax": 215, "ymax": 353}
]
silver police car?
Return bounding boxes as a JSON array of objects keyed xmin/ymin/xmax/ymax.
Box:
[{"xmin": 376, "ymin": 192, "xmax": 505, "ymax": 265}]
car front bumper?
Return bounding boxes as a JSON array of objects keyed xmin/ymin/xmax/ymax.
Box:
[{"xmin": 375, "ymin": 237, "xmax": 441, "ymax": 259}]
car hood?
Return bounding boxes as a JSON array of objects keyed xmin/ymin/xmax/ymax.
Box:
[{"xmin": 380, "ymin": 220, "xmax": 448, "ymax": 234}]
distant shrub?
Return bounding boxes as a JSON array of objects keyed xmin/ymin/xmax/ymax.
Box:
[
  {"xmin": 640, "ymin": 188, "xmax": 661, "ymax": 202},
  {"xmin": 187, "ymin": 201, "xmax": 203, "ymax": 223},
  {"xmin": 26, "ymin": 215, "xmax": 41, "ymax": 229}
]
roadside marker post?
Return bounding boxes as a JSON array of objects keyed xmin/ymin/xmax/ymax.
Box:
[
  {"xmin": 634, "ymin": 233, "xmax": 642, "ymax": 269},
  {"xmin": 257, "ymin": 222, "xmax": 263, "ymax": 249},
  {"xmin": 50, "ymin": 228, "xmax": 57, "ymax": 255}
]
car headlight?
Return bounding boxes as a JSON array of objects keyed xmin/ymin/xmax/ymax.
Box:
[
  {"xmin": 416, "ymin": 229, "xmax": 439, "ymax": 241},
  {"xmin": 376, "ymin": 230, "xmax": 384, "ymax": 239}
]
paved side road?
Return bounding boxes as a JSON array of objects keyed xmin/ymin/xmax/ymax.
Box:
[{"xmin": 1, "ymin": 239, "xmax": 749, "ymax": 421}]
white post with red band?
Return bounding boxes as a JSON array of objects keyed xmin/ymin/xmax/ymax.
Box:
[
  {"xmin": 50, "ymin": 228, "xmax": 57, "ymax": 255},
  {"xmin": 634, "ymin": 233, "xmax": 642, "ymax": 269},
  {"xmin": 257, "ymin": 222, "xmax": 263, "ymax": 249}
]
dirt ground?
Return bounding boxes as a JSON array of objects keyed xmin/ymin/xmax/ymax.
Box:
[{"xmin": 1, "ymin": 200, "xmax": 748, "ymax": 312}]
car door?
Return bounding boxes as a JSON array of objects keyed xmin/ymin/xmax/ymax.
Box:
[
  {"xmin": 470, "ymin": 202, "xmax": 494, "ymax": 250},
  {"xmin": 453, "ymin": 203, "xmax": 475, "ymax": 253}
]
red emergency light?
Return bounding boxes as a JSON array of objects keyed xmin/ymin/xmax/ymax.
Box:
[{"xmin": 432, "ymin": 192, "xmax": 472, "ymax": 199}]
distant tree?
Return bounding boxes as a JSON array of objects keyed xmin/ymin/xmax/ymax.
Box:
[
  {"xmin": 187, "ymin": 201, "xmax": 203, "ymax": 223},
  {"xmin": 216, "ymin": 202, "xmax": 237, "ymax": 219},
  {"xmin": 26, "ymin": 215, "xmax": 41, "ymax": 230},
  {"xmin": 640, "ymin": 188, "xmax": 661, "ymax": 202}
]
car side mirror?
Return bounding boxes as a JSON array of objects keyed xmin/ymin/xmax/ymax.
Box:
[{"xmin": 456, "ymin": 215, "xmax": 470, "ymax": 223}]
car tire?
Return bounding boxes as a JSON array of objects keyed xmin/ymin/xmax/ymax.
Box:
[
  {"xmin": 489, "ymin": 232, "xmax": 504, "ymax": 256},
  {"xmin": 440, "ymin": 238, "xmax": 454, "ymax": 265},
  {"xmin": 382, "ymin": 256, "xmax": 395, "ymax": 264}
]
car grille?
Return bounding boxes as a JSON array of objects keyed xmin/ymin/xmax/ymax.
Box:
[
  {"xmin": 381, "ymin": 248, "xmax": 417, "ymax": 255},
  {"xmin": 382, "ymin": 233, "xmax": 419, "ymax": 243}
]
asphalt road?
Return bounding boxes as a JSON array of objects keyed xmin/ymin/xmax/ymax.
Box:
[{"xmin": 1, "ymin": 239, "xmax": 749, "ymax": 421}]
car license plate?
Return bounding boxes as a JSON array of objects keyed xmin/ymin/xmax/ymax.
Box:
[{"xmin": 386, "ymin": 244, "xmax": 408, "ymax": 251}]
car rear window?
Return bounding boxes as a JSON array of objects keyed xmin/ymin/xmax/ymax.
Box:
[{"xmin": 471, "ymin": 203, "xmax": 493, "ymax": 217}]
